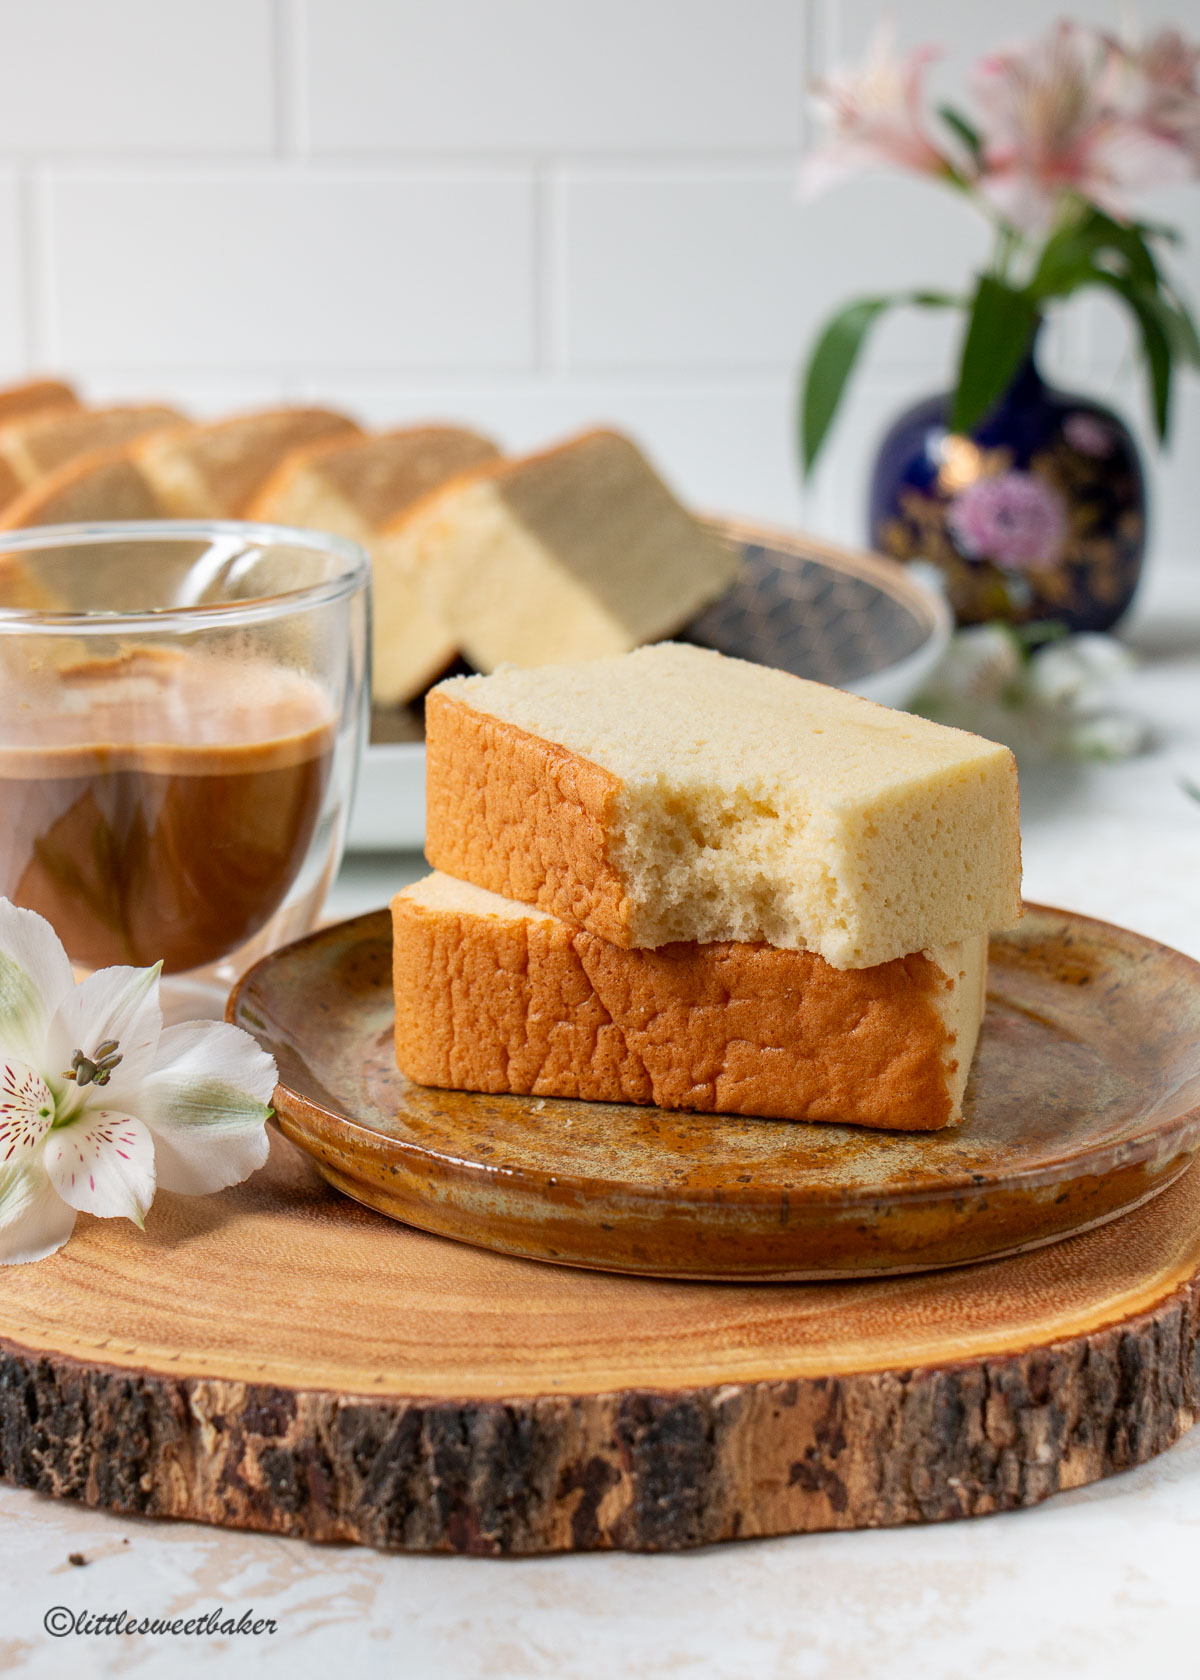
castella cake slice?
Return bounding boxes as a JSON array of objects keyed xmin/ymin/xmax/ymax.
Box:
[
  {"xmin": 0, "ymin": 448, "xmax": 168, "ymax": 532},
  {"xmin": 0, "ymin": 376, "xmax": 78, "ymax": 426},
  {"xmin": 375, "ymin": 429, "xmax": 739, "ymax": 687},
  {"xmin": 248, "ymin": 424, "xmax": 500, "ymax": 533},
  {"xmin": 248, "ymin": 425, "xmax": 501, "ymax": 706},
  {"xmin": 392, "ymin": 873, "xmax": 988, "ymax": 1130},
  {"xmin": 134, "ymin": 407, "xmax": 361, "ymax": 517},
  {"xmin": 0, "ymin": 378, "xmax": 81, "ymax": 509},
  {"xmin": 425, "ymin": 644, "xmax": 1022, "ymax": 970},
  {"xmin": 0, "ymin": 403, "xmax": 184, "ymax": 493}
]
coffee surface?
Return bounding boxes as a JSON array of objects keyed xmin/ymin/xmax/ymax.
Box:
[{"xmin": 0, "ymin": 647, "xmax": 335, "ymax": 972}]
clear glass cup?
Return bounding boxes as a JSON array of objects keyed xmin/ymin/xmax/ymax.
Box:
[{"xmin": 0, "ymin": 521, "xmax": 370, "ymax": 1020}]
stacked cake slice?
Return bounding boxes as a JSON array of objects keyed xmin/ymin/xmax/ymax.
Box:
[{"xmin": 393, "ymin": 643, "xmax": 1022, "ymax": 1131}]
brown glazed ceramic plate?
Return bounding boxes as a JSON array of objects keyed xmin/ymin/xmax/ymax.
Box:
[{"xmin": 228, "ymin": 904, "xmax": 1200, "ymax": 1281}]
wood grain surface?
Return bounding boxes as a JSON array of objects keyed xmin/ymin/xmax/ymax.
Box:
[{"xmin": 1, "ymin": 1132, "xmax": 1199, "ymax": 1553}]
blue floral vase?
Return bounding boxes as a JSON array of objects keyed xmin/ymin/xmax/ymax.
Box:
[{"xmin": 868, "ymin": 330, "xmax": 1146, "ymax": 632}]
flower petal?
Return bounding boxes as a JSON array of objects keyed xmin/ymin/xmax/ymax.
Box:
[
  {"xmin": 44, "ymin": 963, "xmax": 163, "ymax": 1104},
  {"xmin": 0, "ymin": 1058, "xmax": 57, "ymax": 1165},
  {"xmin": 139, "ymin": 1021, "xmax": 275, "ymax": 1195},
  {"xmin": 43, "ymin": 1111, "xmax": 156, "ymax": 1225},
  {"xmin": 0, "ymin": 899, "xmax": 76, "ymax": 1066},
  {"xmin": 0, "ymin": 1161, "xmax": 77, "ymax": 1265}
]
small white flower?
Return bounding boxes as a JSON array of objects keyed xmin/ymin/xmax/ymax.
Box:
[
  {"xmin": 1063, "ymin": 710, "xmax": 1150, "ymax": 761},
  {"xmin": 1026, "ymin": 634, "xmax": 1135, "ymax": 706},
  {"xmin": 0, "ymin": 898, "xmax": 276, "ymax": 1265},
  {"xmin": 925, "ymin": 624, "xmax": 1023, "ymax": 706}
]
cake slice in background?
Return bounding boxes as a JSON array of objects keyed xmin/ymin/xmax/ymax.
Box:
[
  {"xmin": 249, "ymin": 425, "xmax": 501, "ymax": 707},
  {"xmin": 0, "ymin": 448, "xmax": 168, "ymax": 531},
  {"xmin": 249, "ymin": 424, "xmax": 499, "ymax": 535},
  {"xmin": 0, "ymin": 378, "xmax": 80, "ymax": 508},
  {"xmin": 0, "ymin": 403, "xmax": 184, "ymax": 513},
  {"xmin": 134, "ymin": 407, "xmax": 360, "ymax": 517},
  {"xmin": 425, "ymin": 643, "xmax": 1022, "ymax": 969},
  {"xmin": 375, "ymin": 429, "xmax": 739, "ymax": 690},
  {"xmin": 0, "ymin": 377, "xmax": 79, "ymax": 426},
  {"xmin": 392, "ymin": 872, "xmax": 988, "ymax": 1131}
]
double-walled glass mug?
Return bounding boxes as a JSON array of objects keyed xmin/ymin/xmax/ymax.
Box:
[{"xmin": 0, "ymin": 521, "xmax": 370, "ymax": 1019}]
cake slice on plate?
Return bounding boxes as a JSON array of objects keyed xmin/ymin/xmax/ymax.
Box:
[
  {"xmin": 425, "ymin": 642, "xmax": 1022, "ymax": 970},
  {"xmin": 392, "ymin": 872, "xmax": 988, "ymax": 1131}
]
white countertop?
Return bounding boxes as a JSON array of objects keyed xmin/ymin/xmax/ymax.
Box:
[{"xmin": 4, "ymin": 561, "xmax": 1200, "ymax": 1679}]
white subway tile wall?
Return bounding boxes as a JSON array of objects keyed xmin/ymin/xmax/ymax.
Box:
[{"xmin": 2, "ymin": 0, "xmax": 1197, "ymax": 556}]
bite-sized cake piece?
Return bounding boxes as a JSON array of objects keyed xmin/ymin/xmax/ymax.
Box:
[
  {"xmin": 134, "ymin": 407, "xmax": 360, "ymax": 517},
  {"xmin": 392, "ymin": 873, "xmax": 988, "ymax": 1130},
  {"xmin": 0, "ymin": 403, "xmax": 184, "ymax": 496},
  {"xmin": 426, "ymin": 644, "xmax": 1022, "ymax": 970},
  {"xmin": 248, "ymin": 425, "xmax": 501, "ymax": 706},
  {"xmin": 375, "ymin": 429, "xmax": 739, "ymax": 689}
]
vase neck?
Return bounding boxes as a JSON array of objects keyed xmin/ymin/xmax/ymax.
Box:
[{"xmin": 1003, "ymin": 322, "xmax": 1045, "ymax": 406}]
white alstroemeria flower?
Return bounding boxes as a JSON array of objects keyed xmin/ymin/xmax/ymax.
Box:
[
  {"xmin": 0, "ymin": 899, "xmax": 276, "ymax": 1265},
  {"xmin": 1026, "ymin": 633, "xmax": 1135, "ymax": 706},
  {"xmin": 923, "ymin": 623, "xmax": 1023, "ymax": 706}
]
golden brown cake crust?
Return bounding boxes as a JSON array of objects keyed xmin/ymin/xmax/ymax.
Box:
[
  {"xmin": 424, "ymin": 691, "xmax": 634, "ymax": 943},
  {"xmin": 0, "ymin": 377, "xmax": 78, "ymax": 426},
  {"xmin": 392, "ymin": 887, "xmax": 960, "ymax": 1130}
]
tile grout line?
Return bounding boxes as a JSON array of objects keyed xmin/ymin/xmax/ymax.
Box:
[
  {"xmin": 273, "ymin": 0, "xmax": 308, "ymax": 157},
  {"xmin": 18, "ymin": 163, "xmax": 51, "ymax": 370},
  {"xmin": 541, "ymin": 163, "xmax": 570, "ymax": 379},
  {"xmin": 0, "ymin": 149, "xmax": 804, "ymax": 174}
]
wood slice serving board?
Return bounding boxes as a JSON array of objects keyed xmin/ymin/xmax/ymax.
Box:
[{"xmin": 1, "ymin": 1132, "xmax": 1199, "ymax": 1553}]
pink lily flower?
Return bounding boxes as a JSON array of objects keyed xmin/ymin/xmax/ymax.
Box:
[
  {"xmin": 974, "ymin": 22, "xmax": 1194, "ymax": 232},
  {"xmin": 799, "ymin": 23, "xmax": 951, "ymax": 201},
  {"xmin": 1108, "ymin": 28, "xmax": 1200, "ymax": 170}
]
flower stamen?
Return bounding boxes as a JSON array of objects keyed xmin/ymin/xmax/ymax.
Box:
[{"xmin": 62, "ymin": 1040, "xmax": 123, "ymax": 1089}]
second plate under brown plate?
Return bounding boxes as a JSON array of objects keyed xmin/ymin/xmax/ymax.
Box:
[{"xmin": 229, "ymin": 904, "xmax": 1200, "ymax": 1280}]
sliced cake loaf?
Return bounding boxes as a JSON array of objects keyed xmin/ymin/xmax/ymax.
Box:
[
  {"xmin": 392, "ymin": 872, "xmax": 988, "ymax": 1130},
  {"xmin": 374, "ymin": 429, "xmax": 739, "ymax": 687},
  {"xmin": 248, "ymin": 425, "xmax": 501, "ymax": 706},
  {"xmin": 425, "ymin": 643, "xmax": 1022, "ymax": 970},
  {"xmin": 134, "ymin": 407, "xmax": 361, "ymax": 517}
]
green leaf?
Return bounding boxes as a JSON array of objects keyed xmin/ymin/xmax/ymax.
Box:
[
  {"xmin": 1089, "ymin": 269, "xmax": 1173, "ymax": 442},
  {"xmin": 938, "ymin": 104, "xmax": 983, "ymax": 161},
  {"xmin": 800, "ymin": 298, "xmax": 892, "ymax": 474},
  {"xmin": 1134, "ymin": 219, "xmax": 1183, "ymax": 247},
  {"xmin": 800, "ymin": 292, "xmax": 959, "ymax": 474},
  {"xmin": 1088, "ymin": 210, "xmax": 1160, "ymax": 289},
  {"xmin": 1157, "ymin": 281, "xmax": 1200, "ymax": 368},
  {"xmin": 1030, "ymin": 231, "xmax": 1098, "ymax": 301},
  {"xmin": 950, "ymin": 275, "xmax": 1040, "ymax": 435},
  {"xmin": 1031, "ymin": 209, "xmax": 1164, "ymax": 302}
]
